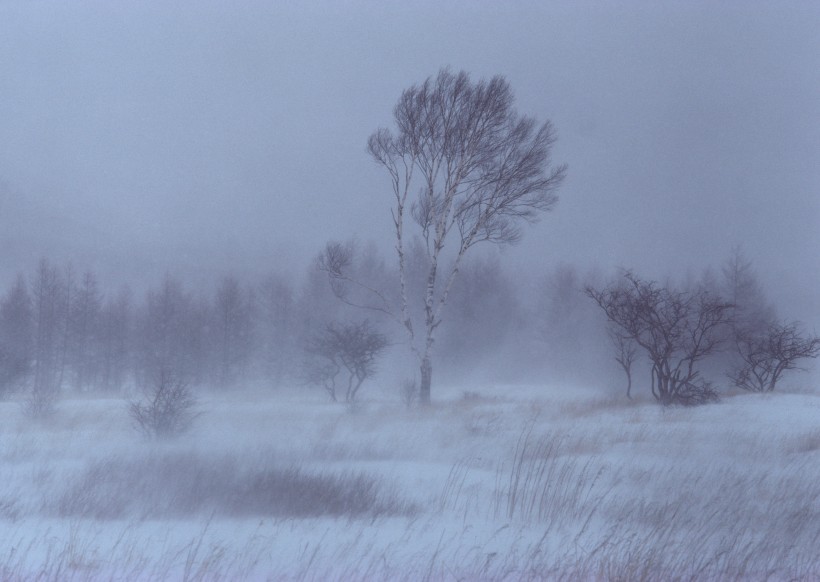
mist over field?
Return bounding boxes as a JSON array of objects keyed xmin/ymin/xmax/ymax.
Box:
[{"xmin": 0, "ymin": 1, "xmax": 818, "ymax": 580}]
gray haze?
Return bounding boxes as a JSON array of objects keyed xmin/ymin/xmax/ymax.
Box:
[{"xmin": 1, "ymin": 1, "xmax": 818, "ymax": 323}]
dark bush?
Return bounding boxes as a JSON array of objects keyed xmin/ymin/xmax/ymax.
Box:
[{"xmin": 129, "ymin": 368, "xmax": 200, "ymax": 438}]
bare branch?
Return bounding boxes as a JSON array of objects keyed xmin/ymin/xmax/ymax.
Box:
[{"xmin": 317, "ymin": 242, "xmax": 401, "ymax": 325}]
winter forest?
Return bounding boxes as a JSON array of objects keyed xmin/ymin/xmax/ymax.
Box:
[{"xmin": 1, "ymin": 2, "xmax": 819, "ymax": 580}]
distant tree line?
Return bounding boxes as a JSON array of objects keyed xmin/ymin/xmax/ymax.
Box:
[
  {"xmin": 0, "ymin": 249, "xmax": 534, "ymax": 406},
  {"xmin": 0, "ymin": 258, "xmax": 307, "ymax": 401},
  {"xmin": 0, "ymin": 245, "xmax": 816, "ymax": 414}
]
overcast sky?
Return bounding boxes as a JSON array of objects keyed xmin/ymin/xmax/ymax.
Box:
[{"xmin": 0, "ymin": 1, "xmax": 818, "ymax": 322}]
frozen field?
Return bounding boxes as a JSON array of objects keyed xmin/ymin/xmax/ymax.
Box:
[{"xmin": 1, "ymin": 383, "xmax": 819, "ymax": 581}]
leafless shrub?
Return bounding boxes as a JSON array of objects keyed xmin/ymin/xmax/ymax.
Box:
[
  {"xmin": 129, "ymin": 368, "xmax": 200, "ymax": 439},
  {"xmin": 730, "ymin": 321, "xmax": 820, "ymax": 392},
  {"xmin": 586, "ymin": 272, "xmax": 732, "ymax": 406},
  {"xmin": 672, "ymin": 379, "xmax": 720, "ymax": 406},
  {"xmin": 304, "ymin": 320, "xmax": 389, "ymax": 403}
]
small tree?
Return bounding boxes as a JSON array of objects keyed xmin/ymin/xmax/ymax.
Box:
[
  {"xmin": 305, "ymin": 320, "xmax": 389, "ymax": 403},
  {"xmin": 609, "ymin": 329, "xmax": 637, "ymax": 399},
  {"xmin": 730, "ymin": 322, "xmax": 820, "ymax": 392},
  {"xmin": 129, "ymin": 368, "xmax": 200, "ymax": 438},
  {"xmin": 586, "ymin": 272, "xmax": 733, "ymax": 406}
]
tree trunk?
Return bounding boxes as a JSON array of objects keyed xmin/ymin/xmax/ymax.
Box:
[
  {"xmin": 625, "ymin": 366, "xmax": 633, "ymax": 400},
  {"xmin": 419, "ymin": 356, "xmax": 432, "ymax": 406}
]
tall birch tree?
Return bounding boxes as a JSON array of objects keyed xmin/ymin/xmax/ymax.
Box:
[{"xmin": 338, "ymin": 69, "xmax": 566, "ymax": 404}]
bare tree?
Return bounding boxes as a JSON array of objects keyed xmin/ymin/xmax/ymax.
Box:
[
  {"xmin": 330, "ymin": 68, "xmax": 566, "ymax": 404},
  {"xmin": 586, "ymin": 272, "xmax": 733, "ymax": 406},
  {"xmin": 730, "ymin": 322, "xmax": 820, "ymax": 392},
  {"xmin": 304, "ymin": 320, "xmax": 389, "ymax": 403},
  {"xmin": 610, "ymin": 329, "xmax": 637, "ymax": 399}
]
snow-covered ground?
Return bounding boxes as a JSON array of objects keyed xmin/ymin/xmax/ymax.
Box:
[{"xmin": 1, "ymin": 382, "xmax": 818, "ymax": 580}]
